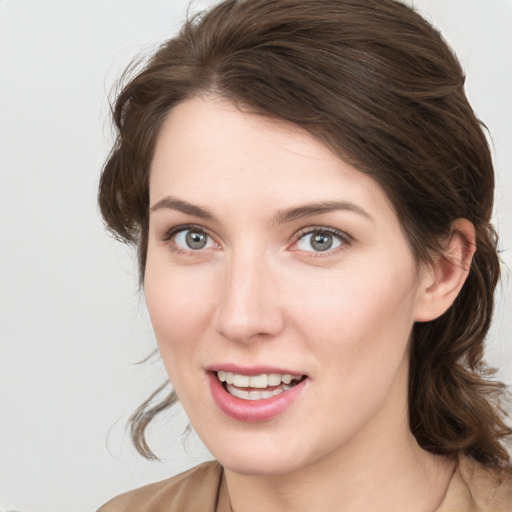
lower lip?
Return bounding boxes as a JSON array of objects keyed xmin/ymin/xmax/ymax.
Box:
[{"xmin": 208, "ymin": 372, "xmax": 308, "ymax": 422}]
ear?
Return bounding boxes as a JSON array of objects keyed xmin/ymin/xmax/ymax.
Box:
[{"xmin": 414, "ymin": 218, "xmax": 476, "ymax": 322}]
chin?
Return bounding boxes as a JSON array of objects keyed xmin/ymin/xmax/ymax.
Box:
[
  {"xmin": 217, "ymin": 450, "xmax": 303, "ymax": 476},
  {"xmin": 199, "ymin": 427, "xmax": 316, "ymax": 477}
]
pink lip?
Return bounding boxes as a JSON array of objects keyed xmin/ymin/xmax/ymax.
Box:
[{"xmin": 207, "ymin": 371, "xmax": 308, "ymax": 422}]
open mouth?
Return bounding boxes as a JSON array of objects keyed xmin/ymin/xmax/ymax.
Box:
[{"xmin": 216, "ymin": 371, "xmax": 307, "ymax": 401}]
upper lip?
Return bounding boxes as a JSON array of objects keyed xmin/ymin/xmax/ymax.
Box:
[{"xmin": 205, "ymin": 363, "xmax": 306, "ymax": 377}]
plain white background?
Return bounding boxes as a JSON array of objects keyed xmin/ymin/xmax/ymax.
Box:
[{"xmin": 0, "ymin": 1, "xmax": 510, "ymax": 510}]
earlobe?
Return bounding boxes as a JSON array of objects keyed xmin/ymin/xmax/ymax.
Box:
[{"xmin": 414, "ymin": 219, "xmax": 476, "ymax": 322}]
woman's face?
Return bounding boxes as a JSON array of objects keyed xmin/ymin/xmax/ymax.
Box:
[{"xmin": 145, "ymin": 97, "xmax": 433, "ymax": 476}]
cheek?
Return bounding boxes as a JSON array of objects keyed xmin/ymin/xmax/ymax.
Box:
[
  {"xmin": 143, "ymin": 250, "xmax": 216, "ymax": 370},
  {"xmin": 295, "ymin": 265, "xmax": 419, "ymax": 426},
  {"xmin": 289, "ymin": 259, "xmax": 419, "ymax": 369},
  {"xmin": 294, "ymin": 260, "xmax": 417, "ymax": 322}
]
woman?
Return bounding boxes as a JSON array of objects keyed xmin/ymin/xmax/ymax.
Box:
[{"xmin": 97, "ymin": 0, "xmax": 512, "ymax": 510}]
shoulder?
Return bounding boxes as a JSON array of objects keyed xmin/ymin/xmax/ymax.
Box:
[
  {"xmin": 439, "ymin": 455, "xmax": 512, "ymax": 511},
  {"xmin": 97, "ymin": 461, "xmax": 225, "ymax": 512}
]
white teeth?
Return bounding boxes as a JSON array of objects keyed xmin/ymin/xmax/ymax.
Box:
[
  {"xmin": 233, "ymin": 374, "xmax": 250, "ymax": 387},
  {"xmin": 227, "ymin": 386, "xmax": 249, "ymax": 400},
  {"xmin": 226, "ymin": 384, "xmax": 291, "ymax": 400},
  {"xmin": 267, "ymin": 373, "xmax": 281, "ymax": 386},
  {"xmin": 216, "ymin": 371, "xmax": 303, "ymax": 392},
  {"xmin": 249, "ymin": 374, "xmax": 268, "ymax": 388}
]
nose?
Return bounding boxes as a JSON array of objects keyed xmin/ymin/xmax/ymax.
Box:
[{"xmin": 212, "ymin": 249, "xmax": 285, "ymax": 344}]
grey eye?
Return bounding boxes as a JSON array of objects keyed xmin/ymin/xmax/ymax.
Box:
[
  {"xmin": 296, "ymin": 230, "xmax": 343, "ymax": 252},
  {"xmin": 310, "ymin": 233, "xmax": 333, "ymax": 251},
  {"xmin": 174, "ymin": 229, "xmax": 213, "ymax": 250},
  {"xmin": 186, "ymin": 230, "xmax": 208, "ymax": 249}
]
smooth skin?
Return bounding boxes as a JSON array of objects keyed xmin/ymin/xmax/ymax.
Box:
[{"xmin": 145, "ymin": 96, "xmax": 475, "ymax": 512}]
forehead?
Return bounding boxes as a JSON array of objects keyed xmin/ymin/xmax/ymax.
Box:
[
  {"xmin": 149, "ymin": 96, "xmax": 394, "ymax": 224},
  {"xmin": 152, "ymin": 96, "xmax": 336, "ymax": 175}
]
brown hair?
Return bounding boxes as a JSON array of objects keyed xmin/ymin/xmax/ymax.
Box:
[{"xmin": 99, "ymin": 0, "xmax": 511, "ymax": 465}]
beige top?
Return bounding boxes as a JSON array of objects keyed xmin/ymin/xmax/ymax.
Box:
[{"xmin": 97, "ymin": 455, "xmax": 512, "ymax": 511}]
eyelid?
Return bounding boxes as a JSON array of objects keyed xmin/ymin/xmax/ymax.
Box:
[
  {"xmin": 161, "ymin": 224, "xmax": 221, "ymax": 253},
  {"xmin": 160, "ymin": 223, "xmax": 351, "ymax": 256},
  {"xmin": 161, "ymin": 223, "xmax": 212, "ymax": 239},
  {"xmin": 289, "ymin": 226, "xmax": 352, "ymax": 254},
  {"xmin": 162, "ymin": 223, "xmax": 197, "ymax": 241}
]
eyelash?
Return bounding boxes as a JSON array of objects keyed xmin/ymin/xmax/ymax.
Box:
[
  {"xmin": 291, "ymin": 226, "xmax": 351, "ymax": 257},
  {"xmin": 161, "ymin": 224, "xmax": 216, "ymax": 255},
  {"xmin": 161, "ymin": 224, "xmax": 351, "ymax": 257}
]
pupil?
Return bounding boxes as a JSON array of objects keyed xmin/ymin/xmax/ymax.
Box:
[
  {"xmin": 186, "ymin": 230, "xmax": 207, "ymax": 249},
  {"xmin": 311, "ymin": 233, "xmax": 332, "ymax": 251}
]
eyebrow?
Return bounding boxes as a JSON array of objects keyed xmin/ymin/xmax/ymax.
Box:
[
  {"xmin": 150, "ymin": 196, "xmax": 373, "ymax": 224},
  {"xmin": 272, "ymin": 200, "xmax": 373, "ymax": 224},
  {"xmin": 150, "ymin": 196, "xmax": 216, "ymax": 220}
]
